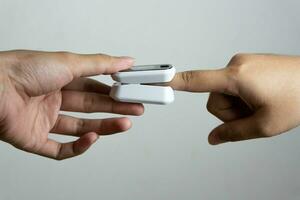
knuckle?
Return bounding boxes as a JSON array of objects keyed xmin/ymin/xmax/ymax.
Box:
[
  {"xmin": 179, "ymin": 71, "xmax": 195, "ymax": 90},
  {"xmin": 21, "ymin": 141, "xmax": 36, "ymax": 152},
  {"xmin": 55, "ymin": 156, "xmax": 63, "ymax": 161},
  {"xmin": 22, "ymin": 141, "xmax": 44, "ymax": 157},
  {"xmin": 255, "ymin": 121, "xmax": 272, "ymax": 137},
  {"xmin": 96, "ymin": 53, "xmax": 108, "ymax": 58},
  {"xmin": 56, "ymin": 51, "xmax": 78, "ymax": 67},
  {"xmin": 55, "ymin": 156, "xmax": 64, "ymax": 161},
  {"xmin": 227, "ymin": 62, "xmax": 246, "ymax": 78},
  {"xmin": 55, "ymin": 143, "xmax": 64, "ymax": 161},
  {"xmin": 225, "ymin": 58, "xmax": 249, "ymax": 93},
  {"xmin": 57, "ymin": 51, "xmax": 74, "ymax": 59},
  {"xmin": 218, "ymin": 125, "xmax": 242, "ymax": 142},
  {"xmin": 75, "ymin": 119, "xmax": 85, "ymax": 135},
  {"xmin": 20, "ymin": 135, "xmax": 41, "ymax": 153},
  {"xmin": 220, "ymin": 126, "xmax": 234, "ymax": 141},
  {"xmin": 230, "ymin": 53, "xmax": 248, "ymax": 64},
  {"xmin": 104, "ymin": 54, "xmax": 113, "ymax": 64},
  {"xmin": 95, "ymin": 54, "xmax": 113, "ymax": 74},
  {"xmin": 206, "ymin": 101, "xmax": 216, "ymax": 114},
  {"xmin": 226, "ymin": 67, "xmax": 242, "ymax": 87},
  {"xmin": 180, "ymin": 71, "xmax": 194, "ymax": 83},
  {"xmin": 227, "ymin": 53, "xmax": 249, "ymax": 76},
  {"xmin": 57, "ymin": 51, "xmax": 72, "ymax": 59},
  {"xmin": 83, "ymin": 94, "xmax": 95, "ymax": 112},
  {"xmin": 52, "ymin": 116, "xmax": 62, "ymax": 131},
  {"xmin": 96, "ymin": 53, "xmax": 112, "ymax": 64},
  {"xmin": 110, "ymin": 100, "xmax": 116, "ymax": 113}
]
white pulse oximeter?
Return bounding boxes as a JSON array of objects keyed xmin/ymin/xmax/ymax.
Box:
[{"xmin": 110, "ymin": 64, "xmax": 176, "ymax": 105}]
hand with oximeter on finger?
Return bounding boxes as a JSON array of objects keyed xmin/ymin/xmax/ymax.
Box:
[{"xmin": 0, "ymin": 50, "xmax": 144, "ymax": 160}]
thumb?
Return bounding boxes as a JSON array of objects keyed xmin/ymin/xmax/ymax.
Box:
[
  {"xmin": 208, "ymin": 112, "xmax": 267, "ymax": 145},
  {"xmin": 167, "ymin": 69, "xmax": 229, "ymax": 93}
]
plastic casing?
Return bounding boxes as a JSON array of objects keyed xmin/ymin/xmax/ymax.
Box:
[
  {"xmin": 110, "ymin": 83, "xmax": 174, "ymax": 105},
  {"xmin": 111, "ymin": 65, "xmax": 176, "ymax": 84}
]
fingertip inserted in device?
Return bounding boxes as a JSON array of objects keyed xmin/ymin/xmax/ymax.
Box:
[{"xmin": 110, "ymin": 64, "xmax": 176, "ymax": 105}]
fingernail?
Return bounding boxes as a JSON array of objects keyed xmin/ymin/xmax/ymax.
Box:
[{"xmin": 115, "ymin": 56, "xmax": 135, "ymax": 67}]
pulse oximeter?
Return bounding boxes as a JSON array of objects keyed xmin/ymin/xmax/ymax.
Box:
[{"xmin": 110, "ymin": 64, "xmax": 176, "ymax": 104}]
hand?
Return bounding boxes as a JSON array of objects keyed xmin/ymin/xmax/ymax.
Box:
[
  {"xmin": 0, "ymin": 50, "xmax": 144, "ymax": 160},
  {"xmin": 168, "ymin": 54, "xmax": 300, "ymax": 145}
]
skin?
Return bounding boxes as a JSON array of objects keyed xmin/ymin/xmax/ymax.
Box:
[
  {"xmin": 1, "ymin": 51, "xmax": 299, "ymax": 160},
  {"xmin": 168, "ymin": 54, "xmax": 300, "ymax": 145},
  {"xmin": 0, "ymin": 50, "xmax": 144, "ymax": 160}
]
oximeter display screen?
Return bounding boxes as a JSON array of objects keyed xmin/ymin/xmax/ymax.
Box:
[{"xmin": 122, "ymin": 65, "xmax": 172, "ymax": 72}]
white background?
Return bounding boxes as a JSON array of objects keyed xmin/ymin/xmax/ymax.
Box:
[{"xmin": 0, "ymin": 0, "xmax": 300, "ymax": 199}]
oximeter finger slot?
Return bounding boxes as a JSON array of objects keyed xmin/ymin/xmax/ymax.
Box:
[{"xmin": 111, "ymin": 64, "xmax": 176, "ymax": 84}]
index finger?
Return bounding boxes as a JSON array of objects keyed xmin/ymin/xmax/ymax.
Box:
[
  {"xmin": 63, "ymin": 53, "xmax": 134, "ymax": 77},
  {"xmin": 166, "ymin": 69, "xmax": 230, "ymax": 93}
]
